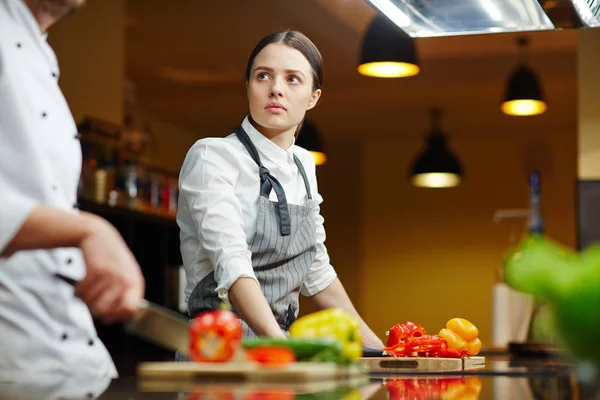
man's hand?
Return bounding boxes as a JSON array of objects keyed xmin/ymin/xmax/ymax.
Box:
[
  {"xmin": 75, "ymin": 215, "xmax": 145, "ymax": 323},
  {"xmin": 2, "ymin": 205, "xmax": 145, "ymax": 323}
]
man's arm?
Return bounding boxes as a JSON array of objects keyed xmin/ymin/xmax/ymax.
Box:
[
  {"xmin": 2, "ymin": 205, "xmax": 94, "ymax": 256},
  {"xmin": 2, "ymin": 204, "xmax": 145, "ymax": 323}
]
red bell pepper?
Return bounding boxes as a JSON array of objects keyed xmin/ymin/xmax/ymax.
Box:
[{"xmin": 189, "ymin": 304, "xmax": 243, "ymax": 362}]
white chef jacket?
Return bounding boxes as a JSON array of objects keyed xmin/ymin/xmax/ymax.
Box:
[
  {"xmin": 0, "ymin": 0, "xmax": 117, "ymax": 380},
  {"xmin": 177, "ymin": 116, "xmax": 337, "ymax": 303}
]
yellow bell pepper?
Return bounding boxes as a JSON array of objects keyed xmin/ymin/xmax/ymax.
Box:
[
  {"xmin": 439, "ymin": 318, "xmax": 482, "ymax": 356},
  {"xmin": 289, "ymin": 308, "xmax": 363, "ymax": 362}
]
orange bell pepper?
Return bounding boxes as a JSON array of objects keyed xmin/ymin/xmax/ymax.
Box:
[{"xmin": 438, "ymin": 318, "xmax": 482, "ymax": 356}]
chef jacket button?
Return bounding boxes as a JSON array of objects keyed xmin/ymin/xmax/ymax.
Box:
[
  {"xmin": 52, "ymin": 72, "xmax": 57, "ymax": 78},
  {"xmin": 86, "ymin": 393, "xmax": 94, "ymax": 399},
  {"xmin": 16, "ymin": 42, "xmax": 22, "ymax": 48},
  {"xmin": 88, "ymin": 339, "xmax": 94, "ymax": 346},
  {"xmin": 66, "ymin": 258, "xmax": 72, "ymax": 264},
  {"xmin": 61, "ymin": 333, "xmax": 68, "ymax": 341},
  {"xmin": 41, "ymin": 112, "xmax": 47, "ymax": 118}
]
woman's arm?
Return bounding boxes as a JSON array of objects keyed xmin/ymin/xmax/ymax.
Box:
[
  {"xmin": 229, "ymin": 277, "xmax": 286, "ymax": 338},
  {"xmin": 180, "ymin": 140, "xmax": 283, "ymax": 337},
  {"xmin": 309, "ymin": 278, "xmax": 385, "ymax": 349}
]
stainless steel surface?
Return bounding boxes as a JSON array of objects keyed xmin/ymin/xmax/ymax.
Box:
[
  {"xmin": 363, "ymin": 0, "xmax": 599, "ymax": 37},
  {"xmin": 124, "ymin": 299, "xmax": 190, "ymax": 356}
]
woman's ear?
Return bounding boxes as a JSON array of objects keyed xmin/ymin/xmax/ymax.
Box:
[{"xmin": 307, "ymin": 89, "xmax": 322, "ymax": 111}]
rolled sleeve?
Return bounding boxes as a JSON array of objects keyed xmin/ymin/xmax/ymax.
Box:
[
  {"xmin": 179, "ymin": 140, "xmax": 258, "ymax": 301},
  {"xmin": 300, "ymin": 190, "xmax": 337, "ymax": 297}
]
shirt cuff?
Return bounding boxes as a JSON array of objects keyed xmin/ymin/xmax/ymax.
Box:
[
  {"xmin": 214, "ymin": 255, "xmax": 259, "ymax": 302},
  {"xmin": 0, "ymin": 196, "xmax": 38, "ymax": 254},
  {"xmin": 300, "ymin": 265, "xmax": 337, "ymax": 297}
]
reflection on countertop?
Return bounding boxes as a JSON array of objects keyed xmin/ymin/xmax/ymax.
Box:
[{"xmin": 2, "ymin": 357, "xmax": 599, "ymax": 399}]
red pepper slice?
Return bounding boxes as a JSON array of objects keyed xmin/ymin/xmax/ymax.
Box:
[
  {"xmin": 383, "ymin": 343, "xmax": 408, "ymax": 357},
  {"xmin": 405, "ymin": 335, "xmax": 448, "ymax": 356},
  {"xmin": 386, "ymin": 321, "xmax": 427, "ymax": 347},
  {"xmin": 434, "ymin": 348, "xmax": 472, "ymax": 358},
  {"xmin": 386, "ymin": 323, "xmax": 410, "ymax": 347}
]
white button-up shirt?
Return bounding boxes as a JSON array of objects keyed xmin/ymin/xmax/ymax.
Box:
[
  {"xmin": 177, "ymin": 116, "xmax": 337, "ymax": 303},
  {"xmin": 0, "ymin": 0, "xmax": 116, "ymax": 380}
]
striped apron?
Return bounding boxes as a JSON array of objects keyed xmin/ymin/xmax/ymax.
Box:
[{"xmin": 187, "ymin": 124, "xmax": 317, "ymax": 337}]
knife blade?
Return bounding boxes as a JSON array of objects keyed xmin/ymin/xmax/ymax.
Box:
[{"xmin": 55, "ymin": 273, "xmax": 190, "ymax": 355}]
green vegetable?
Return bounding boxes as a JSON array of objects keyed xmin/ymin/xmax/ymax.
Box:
[
  {"xmin": 242, "ymin": 337, "xmax": 344, "ymax": 363},
  {"xmin": 504, "ymin": 236, "xmax": 600, "ymax": 367}
]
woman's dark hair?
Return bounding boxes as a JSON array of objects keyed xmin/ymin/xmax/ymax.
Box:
[{"xmin": 245, "ymin": 30, "xmax": 323, "ymax": 92}]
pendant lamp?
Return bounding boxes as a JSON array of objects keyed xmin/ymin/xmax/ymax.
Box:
[
  {"xmin": 501, "ymin": 37, "xmax": 547, "ymax": 116},
  {"xmin": 410, "ymin": 109, "xmax": 463, "ymax": 188},
  {"xmin": 297, "ymin": 120, "xmax": 327, "ymax": 166},
  {"xmin": 358, "ymin": 13, "xmax": 420, "ymax": 78}
]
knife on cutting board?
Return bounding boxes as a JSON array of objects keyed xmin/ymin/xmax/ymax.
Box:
[{"xmin": 55, "ymin": 273, "xmax": 190, "ymax": 355}]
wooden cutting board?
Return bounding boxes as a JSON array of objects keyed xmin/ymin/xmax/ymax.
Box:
[
  {"xmin": 137, "ymin": 361, "xmax": 368, "ymax": 382},
  {"xmin": 361, "ymin": 356, "xmax": 485, "ymax": 373}
]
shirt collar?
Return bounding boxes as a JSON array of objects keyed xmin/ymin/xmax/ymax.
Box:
[{"xmin": 241, "ymin": 116, "xmax": 296, "ymax": 166}]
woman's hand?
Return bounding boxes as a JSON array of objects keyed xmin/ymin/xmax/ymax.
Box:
[{"xmin": 310, "ymin": 278, "xmax": 384, "ymax": 349}]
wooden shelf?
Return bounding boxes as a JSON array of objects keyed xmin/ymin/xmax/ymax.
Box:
[
  {"xmin": 78, "ymin": 197, "xmax": 184, "ymax": 376},
  {"xmin": 77, "ymin": 199, "xmax": 177, "ymax": 227}
]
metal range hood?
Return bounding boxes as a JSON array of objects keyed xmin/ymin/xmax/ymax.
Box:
[{"xmin": 364, "ymin": 0, "xmax": 600, "ymax": 37}]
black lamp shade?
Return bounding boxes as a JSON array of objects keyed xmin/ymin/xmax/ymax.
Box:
[
  {"xmin": 501, "ymin": 65, "xmax": 547, "ymax": 116},
  {"xmin": 358, "ymin": 14, "xmax": 420, "ymax": 78},
  {"xmin": 410, "ymin": 134, "xmax": 463, "ymax": 188},
  {"xmin": 297, "ymin": 120, "xmax": 327, "ymax": 166}
]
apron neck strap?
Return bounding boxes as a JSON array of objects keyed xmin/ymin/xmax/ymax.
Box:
[
  {"xmin": 293, "ymin": 155, "xmax": 312, "ymax": 200},
  {"xmin": 235, "ymin": 125, "xmax": 291, "ymax": 236}
]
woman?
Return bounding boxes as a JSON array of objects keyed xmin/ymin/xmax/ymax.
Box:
[{"xmin": 177, "ymin": 30, "xmax": 384, "ymax": 348}]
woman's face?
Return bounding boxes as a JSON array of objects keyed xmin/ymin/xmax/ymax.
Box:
[{"xmin": 247, "ymin": 43, "xmax": 321, "ymax": 134}]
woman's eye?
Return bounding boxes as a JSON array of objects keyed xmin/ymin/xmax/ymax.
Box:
[
  {"xmin": 257, "ymin": 72, "xmax": 270, "ymax": 80},
  {"xmin": 288, "ymin": 75, "xmax": 301, "ymax": 84}
]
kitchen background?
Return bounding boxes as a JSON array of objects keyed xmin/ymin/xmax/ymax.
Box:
[{"xmin": 44, "ymin": 0, "xmax": 600, "ymax": 374}]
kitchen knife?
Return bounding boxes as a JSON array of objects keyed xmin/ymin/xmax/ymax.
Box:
[
  {"xmin": 362, "ymin": 348, "xmax": 385, "ymax": 357},
  {"xmin": 54, "ymin": 273, "xmax": 190, "ymax": 355}
]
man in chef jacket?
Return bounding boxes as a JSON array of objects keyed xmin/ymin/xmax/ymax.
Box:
[{"xmin": 0, "ymin": 0, "xmax": 145, "ymax": 385}]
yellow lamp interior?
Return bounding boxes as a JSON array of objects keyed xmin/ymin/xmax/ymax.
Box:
[
  {"xmin": 310, "ymin": 151, "xmax": 327, "ymax": 166},
  {"xmin": 501, "ymin": 99, "xmax": 547, "ymax": 116},
  {"xmin": 412, "ymin": 173, "xmax": 460, "ymax": 188},
  {"xmin": 358, "ymin": 62, "xmax": 420, "ymax": 78}
]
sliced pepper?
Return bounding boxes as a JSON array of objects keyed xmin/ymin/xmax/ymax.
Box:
[
  {"xmin": 405, "ymin": 335, "xmax": 448, "ymax": 356},
  {"xmin": 289, "ymin": 308, "xmax": 362, "ymax": 363},
  {"xmin": 386, "ymin": 321, "xmax": 426, "ymax": 347}
]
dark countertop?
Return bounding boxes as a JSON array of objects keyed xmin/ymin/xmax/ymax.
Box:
[{"xmin": 3, "ymin": 356, "xmax": 599, "ymax": 399}]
